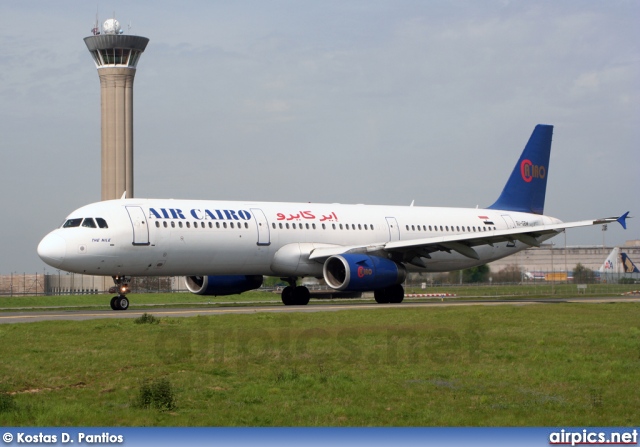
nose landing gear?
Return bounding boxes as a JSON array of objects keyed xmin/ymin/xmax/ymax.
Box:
[{"xmin": 110, "ymin": 276, "xmax": 131, "ymax": 311}]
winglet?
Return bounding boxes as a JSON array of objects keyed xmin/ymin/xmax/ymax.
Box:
[{"xmin": 617, "ymin": 211, "xmax": 630, "ymax": 230}]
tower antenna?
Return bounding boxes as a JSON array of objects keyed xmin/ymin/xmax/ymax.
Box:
[{"xmin": 92, "ymin": 4, "xmax": 100, "ymax": 35}]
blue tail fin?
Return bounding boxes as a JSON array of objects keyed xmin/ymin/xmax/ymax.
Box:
[
  {"xmin": 621, "ymin": 253, "xmax": 640, "ymax": 273},
  {"xmin": 488, "ymin": 124, "xmax": 553, "ymax": 215}
]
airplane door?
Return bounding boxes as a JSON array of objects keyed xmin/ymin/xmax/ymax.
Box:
[
  {"xmin": 386, "ymin": 217, "xmax": 400, "ymax": 242},
  {"xmin": 500, "ymin": 214, "xmax": 516, "ymax": 229},
  {"xmin": 125, "ymin": 206, "xmax": 150, "ymax": 246},
  {"xmin": 251, "ymin": 208, "xmax": 271, "ymax": 246}
]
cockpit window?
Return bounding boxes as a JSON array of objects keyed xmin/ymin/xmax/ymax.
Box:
[
  {"xmin": 62, "ymin": 218, "xmax": 83, "ymax": 228},
  {"xmin": 82, "ymin": 218, "xmax": 97, "ymax": 228},
  {"xmin": 95, "ymin": 218, "xmax": 108, "ymax": 228}
]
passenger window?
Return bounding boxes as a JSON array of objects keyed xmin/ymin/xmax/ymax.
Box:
[
  {"xmin": 285, "ymin": 223, "xmax": 289, "ymax": 229},
  {"xmin": 96, "ymin": 218, "xmax": 108, "ymax": 228},
  {"xmin": 63, "ymin": 218, "xmax": 83, "ymax": 228},
  {"xmin": 179, "ymin": 222, "xmax": 183, "ymax": 228},
  {"xmin": 223, "ymin": 222, "xmax": 227, "ymax": 229},
  {"xmin": 279, "ymin": 223, "xmax": 283, "ymax": 229},
  {"xmin": 332, "ymin": 224, "xmax": 336, "ymax": 230},
  {"xmin": 82, "ymin": 218, "xmax": 97, "ymax": 228},
  {"xmin": 209, "ymin": 222, "xmax": 213, "ymax": 228},
  {"xmin": 171, "ymin": 221, "xmax": 175, "ymax": 228},
  {"xmin": 312, "ymin": 223, "xmax": 316, "ymax": 229},
  {"xmin": 155, "ymin": 221, "xmax": 160, "ymax": 228},
  {"xmin": 216, "ymin": 222, "xmax": 220, "ymax": 228},
  {"xmin": 245, "ymin": 223, "xmax": 249, "ymax": 229},
  {"xmin": 272, "ymin": 223, "xmax": 276, "ymax": 229},
  {"xmin": 186, "ymin": 222, "xmax": 191, "ymax": 228},
  {"xmin": 163, "ymin": 222, "xmax": 168, "ymax": 228},
  {"xmin": 339, "ymin": 224, "xmax": 343, "ymax": 230},
  {"xmin": 364, "ymin": 224, "xmax": 368, "ymax": 230}
]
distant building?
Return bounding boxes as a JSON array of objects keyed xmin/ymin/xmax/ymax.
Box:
[{"xmin": 487, "ymin": 240, "xmax": 640, "ymax": 277}]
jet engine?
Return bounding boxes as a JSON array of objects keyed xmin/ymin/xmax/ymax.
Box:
[
  {"xmin": 323, "ymin": 254, "xmax": 406, "ymax": 291},
  {"xmin": 185, "ymin": 275, "xmax": 263, "ymax": 296}
]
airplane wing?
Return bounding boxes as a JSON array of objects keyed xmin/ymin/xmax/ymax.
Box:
[{"xmin": 309, "ymin": 213, "xmax": 629, "ymax": 263}]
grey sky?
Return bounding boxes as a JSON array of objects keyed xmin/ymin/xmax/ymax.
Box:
[{"xmin": 1, "ymin": 0, "xmax": 638, "ymax": 274}]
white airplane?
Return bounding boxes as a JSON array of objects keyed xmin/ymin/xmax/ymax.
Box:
[{"xmin": 37, "ymin": 125, "xmax": 629, "ymax": 310}]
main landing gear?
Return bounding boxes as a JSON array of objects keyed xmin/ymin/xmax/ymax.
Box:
[
  {"xmin": 110, "ymin": 276, "xmax": 131, "ymax": 311},
  {"xmin": 373, "ymin": 284, "xmax": 405, "ymax": 304},
  {"xmin": 280, "ymin": 277, "xmax": 310, "ymax": 306}
]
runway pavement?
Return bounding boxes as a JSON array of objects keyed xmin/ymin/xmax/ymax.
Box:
[{"xmin": 0, "ymin": 296, "xmax": 637, "ymax": 324}]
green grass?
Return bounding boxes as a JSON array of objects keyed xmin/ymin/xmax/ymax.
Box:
[{"xmin": 0, "ymin": 303, "xmax": 638, "ymax": 426}]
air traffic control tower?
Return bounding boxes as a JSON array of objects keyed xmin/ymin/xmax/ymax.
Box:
[{"xmin": 84, "ymin": 19, "xmax": 149, "ymax": 201}]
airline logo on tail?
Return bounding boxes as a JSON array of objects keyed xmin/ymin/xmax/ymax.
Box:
[
  {"xmin": 520, "ymin": 159, "xmax": 546, "ymax": 183},
  {"xmin": 622, "ymin": 253, "xmax": 640, "ymax": 273}
]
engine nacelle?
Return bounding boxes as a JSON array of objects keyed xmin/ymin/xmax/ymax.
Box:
[
  {"xmin": 185, "ymin": 275, "xmax": 263, "ymax": 296},
  {"xmin": 323, "ymin": 254, "xmax": 406, "ymax": 291}
]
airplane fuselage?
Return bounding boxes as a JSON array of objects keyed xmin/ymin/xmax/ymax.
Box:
[{"xmin": 39, "ymin": 198, "xmax": 561, "ymax": 278}]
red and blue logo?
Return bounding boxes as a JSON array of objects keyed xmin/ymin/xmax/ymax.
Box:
[
  {"xmin": 520, "ymin": 159, "xmax": 546, "ymax": 183},
  {"xmin": 357, "ymin": 266, "xmax": 373, "ymax": 278}
]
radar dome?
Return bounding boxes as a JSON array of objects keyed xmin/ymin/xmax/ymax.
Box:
[{"xmin": 103, "ymin": 18, "xmax": 122, "ymax": 35}]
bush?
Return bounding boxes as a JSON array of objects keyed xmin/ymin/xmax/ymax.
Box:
[
  {"xmin": 134, "ymin": 313, "xmax": 159, "ymax": 325},
  {"xmin": 573, "ymin": 263, "xmax": 596, "ymax": 284},
  {"xmin": 135, "ymin": 378, "xmax": 175, "ymax": 411}
]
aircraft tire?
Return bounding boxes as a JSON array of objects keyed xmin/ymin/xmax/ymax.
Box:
[
  {"xmin": 388, "ymin": 284, "xmax": 405, "ymax": 303},
  {"xmin": 374, "ymin": 288, "xmax": 390, "ymax": 304},
  {"xmin": 116, "ymin": 296, "xmax": 129, "ymax": 311},
  {"xmin": 110, "ymin": 296, "xmax": 119, "ymax": 310},
  {"xmin": 281, "ymin": 286, "xmax": 295, "ymax": 305},
  {"xmin": 293, "ymin": 286, "xmax": 310, "ymax": 305}
]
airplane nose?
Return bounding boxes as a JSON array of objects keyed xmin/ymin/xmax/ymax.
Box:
[{"xmin": 37, "ymin": 233, "xmax": 66, "ymax": 268}]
